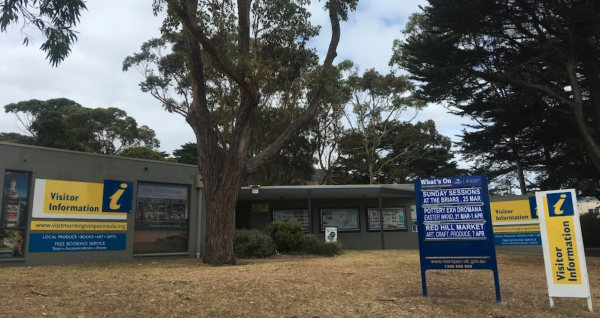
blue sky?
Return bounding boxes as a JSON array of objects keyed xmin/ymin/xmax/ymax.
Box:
[{"xmin": 0, "ymin": 0, "xmax": 471, "ymax": 166}]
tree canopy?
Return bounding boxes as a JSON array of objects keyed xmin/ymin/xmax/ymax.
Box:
[
  {"xmin": 334, "ymin": 119, "xmax": 462, "ymax": 184},
  {"xmin": 393, "ymin": 0, "xmax": 600, "ymax": 195},
  {"xmin": 120, "ymin": 146, "xmax": 177, "ymax": 162},
  {"xmin": 3, "ymin": 98, "xmax": 160, "ymax": 154},
  {"xmin": 122, "ymin": 0, "xmax": 359, "ymax": 265}
]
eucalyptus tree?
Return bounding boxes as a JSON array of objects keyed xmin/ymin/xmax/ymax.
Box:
[
  {"xmin": 312, "ymin": 60, "xmax": 353, "ymax": 185},
  {"xmin": 125, "ymin": 0, "xmax": 358, "ymax": 264},
  {"xmin": 334, "ymin": 119, "xmax": 459, "ymax": 184},
  {"xmin": 341, "ymin": 68, "xmax": 422, "ymax": 184}
]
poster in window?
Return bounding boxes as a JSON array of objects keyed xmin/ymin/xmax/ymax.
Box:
[
  {"xmin": 1, "ymin": 171, "xmax": 30, "ymax": 258},
  {"xmin": 367, "ymin": 207, "xmax": 406, "ymax": 231},
  {"xmin": 2, "ymin": 171, "xmax": 30, "ymax": 228},
  {"xmin": 0, "ymin": 229, "xmax": 24, "ymax": 258},
  {"xmin": 320, "ymin": 208, "xmax": 359, "ymax": 232},
  {"xmin": 273, "ymin": 210, "xmax": 309, "ymax": 232},
  {"xmin": 134, "ymin": 183, "xmax": 189, "ymax": 254}
]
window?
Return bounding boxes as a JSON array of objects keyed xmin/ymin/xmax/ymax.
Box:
[
  {"xmin": 133, "ymin": 182, "xmax": 189, "ymax": 254},
  {"xmin": 273, "ymin": 209, "xmax": 309, "ymax": 233},
  {"xmin": 1, "ymin": 171, "xmax": 31, "ymax": 258},
  {"xmin": 320, "ymin": 208, "xmax": 360, "ymax": 232},
  {"xmin": 367, "ymin": 207, "xmax": 407, "ymax": 231}
]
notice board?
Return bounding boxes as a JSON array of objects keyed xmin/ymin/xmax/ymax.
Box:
[{"xmin": 414, "ymin": 176, "xmax": 501, "ymax": 301}]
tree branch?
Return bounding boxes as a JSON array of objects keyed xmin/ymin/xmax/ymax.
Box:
[
  {"xmin": 244, "ymin": 0, "xmax": 343, "ymax": 175},
  {"xmin": 472, "ymin": 70, "xmax": 577, "ymax": 108},
  {"xmin": 166, "ymin": 0, "xmax": 258, "ymax": 99},
  {"xmin": 180, "ymin": 0, "xmax": 224, "ymax": 170}
]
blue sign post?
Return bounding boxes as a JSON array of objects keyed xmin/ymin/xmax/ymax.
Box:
[{"xmin": 415, "ymin": 176, "xmax": 501, "ymax": 301}]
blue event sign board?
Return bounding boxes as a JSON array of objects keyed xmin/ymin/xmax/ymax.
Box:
[
  {"xmin": 414, "ymin": 176, "xmax": 501, "ymax": 302},
  {"xmin": 423, "ymin": 205, "xmax": 485, "ymax": 222},
  {"xmin": 28, "ymin": 233, "xmax": 126, "ymax": 252}
]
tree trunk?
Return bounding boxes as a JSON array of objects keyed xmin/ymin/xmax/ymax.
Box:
[
  {"xmin": 200, "ymin": 150, "xmax": 248, "ymax": 264},
  {"xmin": 169, "ymin": 0, "xmax": 345, "ymax": 265},
  {"xmin": 565, "ymin": 60, "xmax": 600, "ymax": 171},
  {"xmin": 515, "ymin": 159, "xmax": 527, "ymax": 195},
  {"xmin": 202, "ymin": 187, "xmax": 237, "ymax": 265},
  {"xmin": 325, "ymin": 170, "xmax": 333, "ymax": 185},
  {"xmin": 508, "ymin": 135, "xmax": 527, "ymax": 194}
]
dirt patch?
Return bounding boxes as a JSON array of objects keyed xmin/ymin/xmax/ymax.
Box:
[{"xmin": 0, "ymin": 250, "xmax": 597, "ymax": 318}]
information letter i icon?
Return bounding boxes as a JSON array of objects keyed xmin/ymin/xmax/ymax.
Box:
[
  {"xmin": 109, "ymin": 183, "xmax": 128, "ymax": 210},
  {"xmin": 553, "ymin": 194, "xmax": 567, "ymax": 215}
]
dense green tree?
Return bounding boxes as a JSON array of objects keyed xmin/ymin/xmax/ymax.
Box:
[
  {"xmin": 4, "ymin": 98, "xmax": 81, "ymax": 136},
  {"xmin": 393, "ymin": 1, "xmax": 600, "ymax": 195},
  {"xmin": 30, "ymin": 109, "xmax": 74, "ymax": 150},
  {"xmin": 453, "ymin": 84, "xmax": 600, "ymax": 195},
  {"xmin": 383, "ymin": 120, "xmax": 463, "ymax": 183},
  {"xmin": 0, "ymin": 132, "xmax": 34, "ymax": 144},
  {"xmin": 336, "ymin": 68, "xmax": 423, "ymax": 184},
  {"xmin": 4, "ymin": 98, "xmax": 160, "ymax": 154},
  {"xmin": 172, "ymin": 142, "xmax": 198, "ymax": 165},
  {"xmin": 334, "ymin": 120, "xmax": 461, "ymax": 184},
  {"xmin": 120, "ymin": 146, "xmax": 177, "ymax": 162}
]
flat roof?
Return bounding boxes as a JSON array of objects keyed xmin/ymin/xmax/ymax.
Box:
[
  {"xmin": 0, "ymin": 141, "xmax": 198, "ymax": 167},
  {"xmin": 238, "ymin": 184, "xmax": 415, "ymax": 200}
]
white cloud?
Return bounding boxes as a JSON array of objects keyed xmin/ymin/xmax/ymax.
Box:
[
  {"xmin": 0, "ymin": 0, "xmax": 470, "ymax": 166},
  {"xmin": 0, "ymin": 1, "xmax": 196, "ymax": 152}
]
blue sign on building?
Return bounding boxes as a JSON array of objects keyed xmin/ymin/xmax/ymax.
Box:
[
  {"xmin": 528, "ymin": 196, "xmax": 539, "ymax": 220},
  {"xmin": 28, "ymin": 233, "xmax": 127, "ymax": 252},
  {"xmin": 415, "ymin": 176, "xmax": 501, "ymax": 302},
  {"xmin": 494, "ymin": 233, "xmax": 541, "ymax": 246},
  {"xmin": 102, "ymin": 180, "xmax": 134, "ymax": 213}
]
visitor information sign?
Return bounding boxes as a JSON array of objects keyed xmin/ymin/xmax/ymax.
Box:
[
  {"xmin": 414, "ymin": 176, "xmax": 501, "ymax": 301},
  {"xmin": 536, "ymin": 189, "xmax": 592, "ymax": 312}
]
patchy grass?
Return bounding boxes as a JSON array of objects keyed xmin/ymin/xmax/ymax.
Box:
[{"xmin": 0, "ymin": 250, "xmax": 598, "ymax": 318}]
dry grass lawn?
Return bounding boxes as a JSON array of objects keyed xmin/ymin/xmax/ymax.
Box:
[{"xmin": 1, "ymin": 250, "xmax": 599, "ymax": 318}]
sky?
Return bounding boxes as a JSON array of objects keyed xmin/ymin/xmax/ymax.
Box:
[{"xmin": 0, "ymin": 0, "xmax": 471, "ymax": 162}]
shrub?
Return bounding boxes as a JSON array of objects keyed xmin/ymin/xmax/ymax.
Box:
[
  {"xmin": 265, "ymin": 221, "xmax": 305, "ymax": 253},
  {"xmin": 302, "ymin": 234, "xmax": 343, "ymax": 256},
  {"xmin": 233, "ymin": 229, "xmax": 276, "ymax": 258}
]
